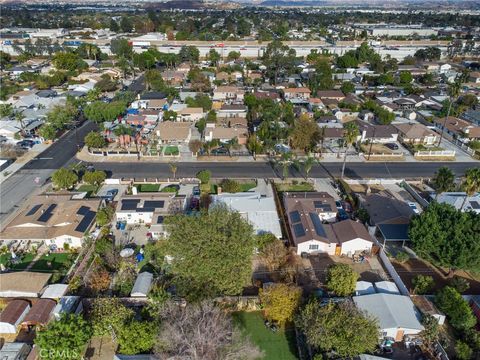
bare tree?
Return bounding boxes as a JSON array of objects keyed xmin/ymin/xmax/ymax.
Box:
[{"xmin": 155, "ymin": 302, "xmax": 262, "ymax": 360}]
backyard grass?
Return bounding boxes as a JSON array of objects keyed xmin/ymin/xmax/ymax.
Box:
[
  {"xmin": 275, "ymin": 182, "xmax": 315, "ymax": 193},
  {"xmin": 30, "ymin": 252, "xmax": 75, "ymax": 272},
  {"xmin": 0, "ymin": 252, "xmax": 35, "ymax": 270},
  {"xmin": 233, "ymin": 311, "xmax": 297, "ymax": 360},
  {"xmin": 240, "ymin": 182, "xmax": 257, "ymax": 192},
  {"xmin": 77, "ymin": 184, "xmax": 98, "ymax": 197},
  {"xmin": 137, "ymin": 184, "xmax": 160, "ymax": 192},
  {"xmin": 164, "ymin": 146, "xmax": 179, "ymax": 156}
]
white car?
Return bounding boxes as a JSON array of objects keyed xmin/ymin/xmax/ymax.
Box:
[{"xmin": 407, "ymin": 202, "xmax": 420, "ymax": 214}]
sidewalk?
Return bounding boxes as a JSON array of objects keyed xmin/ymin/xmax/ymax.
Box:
[{"xmin": 0, "ymin": 142, "xmax": 50, "ymax": 183}]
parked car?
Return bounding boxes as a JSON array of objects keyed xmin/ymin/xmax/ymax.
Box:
[
  {"xmin": 337, "ymin": 208, "xmax": 349, "ymax": 221},
  {"xmin": 16, "ymin": 140, "xmax": 35, "ymax": 149},
  {"xmin": 192, "ymin": 186, "xmax": 200, "ymax": 196},
  {"xmin": 211, "ymin": 147, "xmax": 228, "ymax": 155},
  {"xmin": 407, "ymin": 202, "xmax": 420, "ymax": 214},
  {"xmin": 104, "ymin": 189, "xmax": 118, "ymax": 201},
  {"xmin": 385, "ymin": 143, "xmax": 399, "ymax": 150},
  {"xmin": 335, "ymin": 200, "xmax": 343, "ymax": 210}
]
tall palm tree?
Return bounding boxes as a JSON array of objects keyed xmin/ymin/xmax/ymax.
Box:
[
  {"xmin": 438, "ymin": 79, "xmax": 462, "ymax": 147},
  {"xmin": 432, "ymin": 166, "xmax": 455, "ymax": 199},
  {"xmin": 341, "ymin": 122, "xmax": 359, "ymax": 179},
  {"xmin": 278, "ymin": 152, "xmax": 293, "ymax": 180},
  {"xmin": 303, "ymin": 156, "xmax": 316, "ymax": 180},
  {"xmin": 14, "ymin": 111, "xmax": 25, "ymax": 134},
  {"xmin": 461, "ymin": 168, "xmax": 480, "ymax": 210},
  {"xmin": 169, "ymin": 162, "xmax": 178, "ymax": 180},
  {"xmin": 318, "ymin": 126, "xmax": 326, "ymax": 157}
]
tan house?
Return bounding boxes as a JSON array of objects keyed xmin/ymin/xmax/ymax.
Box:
[
  {"xmin": 394, "ymin": 123, "xmax": 438, "ymax": 145},
  {"xmin": 204, "ymin": 125, "xmax": 248, "ymax": 145},
  {"xmin": 177, "ymin": 107, "xmax": 205, "ymax": 122},
  {"xmin": 433, "ymin": 116, "xmax": 480, "ymax": 142},
  {"xmin": 156, "ymin": 122, "xmax": 191, "ymax": 144},
  {"xmin": 317, "ymin": 90, "xmax": 345, "ymax": 101},
  {"xmin": 213, "ymin": 86, "xmax": 245, "ymax": 102},
  {"xmin": 283, "ymin": 87, "xmax": 311, "ymax": 101},
  {"xmin": 162, "ymin": 70, "xmax": 185, "ymax": 86}
]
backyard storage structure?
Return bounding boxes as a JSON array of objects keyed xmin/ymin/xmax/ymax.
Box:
[
  {"xmin": 0, "ymin": 299, "xmax": 31, "ymax": 334},
  {"xmin": 355, "ymin": 281, "xmax": 375, "ymax": 296},
  {"xmin": 0, "ymin": 272, "xmax": 51, "ymax": 298},
  {"xmin": 41, "ymin": 284, "xmax": 69, "ymax": 300},
  {"xmin": 131, "ymin": 272, "xmax": 154, "ymax": 297},
  {"xmin": 353, "ymin": 293, "xmax": 424, "ymax": 341},
  {"xmin": 374, "ymin": 281, "xmax": 400, "ymax": 295},
  {"xmin": 21, "ymin": 299, "xmax": 56, "ymax": 327},
  {"xmin": 52, "ymin": 296, "xmax": 82, "ymax": 320}
]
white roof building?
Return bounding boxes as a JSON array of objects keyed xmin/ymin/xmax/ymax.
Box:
[
  {"xmin": 374, "ymin": 281, "xmax": 400, "ymax": 295},
  {"xmin": 211, "ymin": 192, "xmax": 283, "ymax": 238},
  {"xmin": 353, "ymin": 293, "xmax": 424, "ymax": 341},
  {"xmin": 433, "ymin": 192, "xmax": 480, "ymax": 214},
  {"xmin": 41, "ymin": 284, "xmax": 69, "ymax": 300},
  {"xmin": 355, "ymin": 281, "xmax": 375, "ymax": 296},
  {"xmin": 131, "ymin": 272, "xmax": 154, "ymax": 297},
  {"xmin": 52, "ymin": 296, "xmax": 82, "ymax": 320}
]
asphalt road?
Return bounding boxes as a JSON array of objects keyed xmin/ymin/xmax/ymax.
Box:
[
  {"xmin": 93, "ymin": 161, "xmax": 479, "ymax": 180},
  {"xmin": 128, "ymin": 74, "xmax": 145, "ymax": 94},
  {"xmin": 0, "ymin": 121, "xmax": 97, "ymax": 224}
]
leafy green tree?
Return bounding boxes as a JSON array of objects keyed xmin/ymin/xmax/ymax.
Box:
[
  {"xmin": 341, "ymin": 122, "xmax": 359, "ymax": 179},
  {"xmin": 259, "ymin": 283, "xmax": 302, "ymax": 326},
  {"xmin": 207, "ymin": 49, "xmax": 221, "ymax": 65},
  {"xmin": 91, "ymin": 298, "xmax": 134, "ymax": 337},
  {"xmin": 84, "ymin": 131, "xmax": 106, "ymax": 149},
  {"xmin": 178, "ymin": 45, "xmax": 200, "ymax": 63},
  {"xmin": 164, "ymin": 205, "xmax": 257, "ymax": 300},
  {"xmin": 227, "ymin": 51, "xmax": 240, "ymax": 61},
  {"xmin": 185, "ymin": 94, "xmax": 212, "ymax": 111},
  {"xmin": 39, "ymin": 124, "xmax": 57, "ymax": 140},
  {"xmin": 420, "ymin": 314, "xmax": 440, "ymax": 347},
  {"xmin": 84, "ymin": 101, "xmax": 127, "ymax": 123},
  {"xmin": 262, "ymin": 40, "xmax": 296, "ymax": 85},
  {"xmin": 412, "ymin": 275, "xmax": 434, "ymax": 294},
  {"xmin": 219, "ymin": 179, "xmax": 241, "ymax": 193},
  {"xmin": 432, "ymin": 166, "xmax": 455, "ymax": 199},
  {"xmin": 449, "ymin": 276, "xmax": 470, "ymax": 293},
  {"xmin": 435, "ymin": 286, "xmax": 476, "ymax": 331},
  {"xmin": 399, "ymin": 71, "xmax": 413, "ymax": 85},
  {"xmin": 83, "ymin": 170, "xmax": 106, "ymax": 186},
  {"xmin": 455, "ymin": 341, "xmax": 473, "ymax": 360},
  {"xmin": 291, "ymin": 115, "xmax": 320, "ymax": 152},
  {"xmin": 52, "ymin": 52, "xmax": 87, "ymax": 71},
  {"xmin": 340, "ymin": 81, "xmax": 355, "ymax": 94},
  {"xmin": 0, "ymin": 103, "xmax": 14, "ymax": 118},
  {"xmin": 96, "ymin": 206, "xmax": 114, "ymax": 227},
  {"xmin": 296, "ymin": 300, "xmax": 379, "ymax": 358},
  {"xmin": 117, "ymin": 321, "xmax": 156, "ymax": 355},
  {"xmin": 326, "ymin": 263, "xmax": 359, "ymax": 296},
  {"xmin": 95, "ymin": 76, "xmax": 118, "ymax": 92},
  {"xmin": 52, "ymin": 168, "xmax": 78, "ymax": 190},
  {"xmin": 308, "ymin": 58, "xmax": 334, "ymax": 92},
  {"xmin": 337, "ymin": 52, "xmax": 358, "ymax": 68},
  {"xmin": 196, "ymin": 169, "xmax": 211, "ymax": 184},
  {"xmin": 110, "ymin": 38, "xmax": 132, "ymax": 58},
  {"xmin": 120, "ymin": 16, "xmax": 133, "ymax": 33},
  {"xmin": 409, "ymin": 202, "xmax": 480, "ymax": 273},
  {"xmin": 35, "ymin": 314, "xmax": 92, "ymax": 360}
]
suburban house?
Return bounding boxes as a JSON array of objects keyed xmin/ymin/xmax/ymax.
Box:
[
  {"xmin": 204, "ymin": 125, "xmax": 248, "ymax": 145},
  {"xmin": 176, "ymin": 107, "xmax": 205, "ymax": 122},
  {"xmin": 394, "ymin": 123, "xmax": 439, "ymax": 146},
  {"xmin": 284, "ymin": 192, "xmax": 373, "ymax": 255},
  {"xmin": 217, "ymin": 104, "xmax": 248, "ymax": 118},
  {"xmin": 0, "ymin": 299, "xmax": 31, "ymax": 334},
  {"xmin": 213, "ymin": 86, "xmax": 245, "ymax": 102},
  {"xmin": 211, "ymin": 192, "xmax": 282, "ymax": 238},
  {"xmin": 316, "ymin": 90, "xmax": 345, "ymax": 101},
  {"xmin": 333, "ymin": 109, "xmax": 359, "ymax": 123},
  {"xmin": 116, "ymin": 193, "xmax": 186, "ymax": 238},
  {"xmin": 0, "ymin": 272, "xmax": 52, "ymax": 298},
  {"xmin": 218, "ymin": 116, "xmax": 248, "ymax": 130},
  {"xmin": 356, "ymin": 121, "xmax": 399, "ymax": 144},
  {"xmin": 361, "ymin": 191, "xmax": 414, "ymax": 244},
  {"xmin": 156, "ymin": 122, "xmax": 191, "ymax": 144},
  {"xmin": 161, "ymin": 70, "xmax": 185, "ymax": 86},
  {"xmin": 0, "ymin": 194, "xmax": 101, "ymax": 249},
  {"xmin": 353, "ymin": 293, "xmax": 424, "ymax": 342},
  {"xmin": 433, "ymin": 116, "xmax": 480, "ymax": 143},
  {"xmin": 284, "ymin": 192, "xmax": 338, "ymax": 222},
  {"xmin": 433, "ymin": 192, "xmax": 480, "ymax": 214},
  {"xmin": 283, "ymin": 88, "xmax": 311, "ymax": 101}
]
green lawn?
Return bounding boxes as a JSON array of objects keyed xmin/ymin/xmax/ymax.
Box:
[
  {"xmin": 137, "ymin": 184, "xmax": 160, "ymax": 192},
  {"xmin": 240, "ymin": 182, "xmax": 257, "ymax": 192},
  {"xmin": 77, "ymin": 184, "xmax": 98, "ymax": 197},
  {"xmin": 233, "ymin": 311, "xmax": 298, "ymax": 360},
  {"xmin": 0, "ymin": 252, "xmax": 35, "ymax": 270},
  {"xmin": 276, "ymin": 182, "xmax": 314, "ymax": 193},
  {"xmin": 30, "ymin": 253, "xmax": 75, "ymax": 272},
  {"xmin": 164, "ymin": 146, "xmax": 179, "ymax": 156}
]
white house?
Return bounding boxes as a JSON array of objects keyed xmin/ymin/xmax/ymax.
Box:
[
  {"xmin": 353, "ymin": 293, "xmax": 424, "ymax": 342},
  {"xmin": 213, "ymin": 86, "xmax": 245, "ymax": 102},
  {"xmin": 211, "ymin": 191, "xmax": 283, "ymax": 238}
]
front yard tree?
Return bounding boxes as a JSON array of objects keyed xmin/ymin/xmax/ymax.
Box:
[
  {"xmin": 96, "ymin": 206, "xmax": 115, "ymax": 227},
  {"xmin": 83, "ymin": 170, "xmax": 106, "ymax": 186},
  {"xmin": 296, "ymin": 300, "xmax": 379, "ymax": 358},
  {"xmin": 91, "ymin": 298, "xmax": 134, "ymax": 338},
  {"xmin": 84, "ymin": 131, "xmax": 107, "ymax": 149},
  {"xmin": 189, "ymin": 139, "xmax": 203, "ymax": 155},
  {"xmin": 432, "ymin": 166, "xmax": 455, "ymax": 198},
  {"xmin": 52, "ymin": 168, "xmax": 78, "ymax": 190},
  {"xmin": 341, "ymin": 122, "xmax": 359, "ymax": 179},
  {"xmin": 35, "ymin": 314, "xmax": 92, "ymax": 360},
  {"xmin": 164, "ymin": 205, "xmax": 257, "ymax": 300},
  {"xmin": 326, "ymin": 263, "xmax": 359, "ymax": 296},
  {"xmin": 409, "ymin": 202, "xmax": 480, "ymax": 273},
  {"xmin": 259, "ymin": 283, "xmax": 302, "ymax": 326},
  {"xmin": 262, "ymin": 40, "xmax": 296, "ymax": 85},
  {"xmin": 291, "ymin": 115, "xmax": 320, "ymax": 152},
  {"xmin": 196, "ymin": 169, "xmax": 211, "ymax": 184}
]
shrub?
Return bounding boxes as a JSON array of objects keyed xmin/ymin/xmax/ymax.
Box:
[
  {"xmin": 395, "ymin": 251, "xmax": 409, "ymax": 263},
  {"xmin": 219, "ymin": 179, "xmax": 241, "ymax": 193}
]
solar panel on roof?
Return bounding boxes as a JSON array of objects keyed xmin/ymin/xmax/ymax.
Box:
[
  {"xmin": 314, "ymin": 201, "xmax": 332, "ymax": 211},
  {"xmin": 290, "ymin": 211, "xmax": 301, "ymax": 223},
  {"xmin": 157, "ymin": 216, "xmax": 164, "ymax": 224},
  {"xmin": 144, "ymin": 201, "xmax": 165, "ymax": 209},
  {"xmin": 293, "ymin": 223, "xmax": 306, "ymax": 237},
  {"xmin": 37, "ymin": 204, "xmax": 57, "ymax": 222},
  {"xmin": 26, "ymin": 204, "xmax": 42, "ymax": 216},
  {"xmin": 121, "ymin": 200, "xmax": 139, "ymax": 211},
  {"xmin": 75, "ymin": 210, "xmax": 96, "ymax": 233},
  {"xmin": 309, "ymin": 213, "xmax": 327, "ymax": 237},
  {"xmin": 77, "ymin": 206, "xmax": 90, "ymax": 215}
]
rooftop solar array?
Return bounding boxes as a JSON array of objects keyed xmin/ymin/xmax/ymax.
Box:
[
  {"xmin": 293, "ymin": 223, "xmax": 306, "ymax": 237},
  {"xmin": 156, "ymin": 215, "xmax": 164, "ymax": 224},
  {"xmin": 290, "ymin": 210, "xmax": 301, "ymax": 223},
  {"xmin": 37, "ymin": 204, "xmax": 57, "ymax": 222},
  {"xmin": 314, "ymin": 201, "xmax": 332, "ymax": 211},
  {"xmin": 121, "ymin": 199, "xmax": 140, "ymax": 211},
  {"xmin": 77, "ymin": 206, "xmax": 90, "ymax": 215},
  {"xmin": 26, "ymin": 204, "xmax": 42, "ymax": 216},
  {"xmin": 144, "ymin": 201, "xmax": 165, "ymax": 209},
  {"xmin": 309, "ymin": 212, "xmax": 327, "ymax": 237},
  {"xmin": 75, "ymin": 210, "xmax": 96, "ymax": 233}
]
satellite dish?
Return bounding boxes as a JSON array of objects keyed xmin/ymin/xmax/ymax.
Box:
[{"xmin": 120, "ymin": 248, "xmax": 134, "ymax": 258}]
